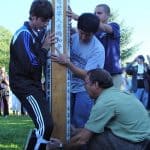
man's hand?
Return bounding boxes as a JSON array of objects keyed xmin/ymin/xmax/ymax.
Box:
[
  {"xmin": 51, "ymin": 53, "xmax": 70, "ymax": 65},
  {"xmin": 71, "ymin": 125, "xmax": 82, "ymax": 137},
  {"xmin": 70, "ymin": 128, "xmax": 93, "ymax": 145},
  {"xmin": 67, "ymin": 6, "xmax": 79, "ymax": 21},
  {"xmin": 46, "ymin": 138, "xmax": 63, "ymax": 150},
  {"xmin": 42, "ymin": 33, "xmax": 56, "ymax": 50}
]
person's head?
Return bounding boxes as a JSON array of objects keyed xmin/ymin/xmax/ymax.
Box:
[
  {"xmin": 0, "ymin": 66, "xmax": 5, "ymax": 74},
  {"xmin": 137, "ymin": 55, "xmax": 145, "ymax": 64},
  {"xmin": 95, "ymin": 4, "xmax": 110, "ymax": 23},
  {"xmin": 84, "ymin": 68, "xmax": 113, "ymax": 99},
  {"xmin": 29, "ymin": 0, "xmax": 53, "ymax": 30},
  {"xmin": 77, "ymin": 13, "xmax": 100, "ymax": 43},
  {"xmin": 0, "ymin": 67, "xmax": 6, "ymax": 80}
]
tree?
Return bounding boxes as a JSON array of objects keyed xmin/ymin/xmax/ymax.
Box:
[
  {"xmin": 120, "ymin": 22, "xmax": 140, "ymax": 62},
  {"xmin": 0, "ymin": 26, "xmax": 12, "ymax": 72}
]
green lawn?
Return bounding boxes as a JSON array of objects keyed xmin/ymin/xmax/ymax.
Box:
[{"xmin": 0, "ymin": 115, "xmax": 33, "ymax": 150}]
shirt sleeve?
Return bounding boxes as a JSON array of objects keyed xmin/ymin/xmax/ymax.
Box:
[
  {"xmin": 85, "ymin": 98, "xmax": 115, "ymax": 133},
  {"xmin": 109, "ymin": 22, "xmax": 120, "ymax": 39}
]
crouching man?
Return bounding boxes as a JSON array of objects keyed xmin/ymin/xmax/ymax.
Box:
[{"xmin": 65, "ymin": 68, "xmax": 150, "ymax": 150}]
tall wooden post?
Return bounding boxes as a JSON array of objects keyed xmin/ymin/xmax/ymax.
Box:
[{"xmin": 51, "ymin": 0, "xmax": 71, "ymax": 143}]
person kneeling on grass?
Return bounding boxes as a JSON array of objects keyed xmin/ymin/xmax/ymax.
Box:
[{"xmin": 61, "ymin": 68, "xmax": 150, "ymax": 150}]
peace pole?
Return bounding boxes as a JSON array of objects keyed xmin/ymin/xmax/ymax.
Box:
[{"xmin": 51, "ymin": 0, "xmax": 71, "ymax": 142}]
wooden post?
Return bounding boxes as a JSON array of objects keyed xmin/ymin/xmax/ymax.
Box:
[{"xmin": 51, "ymin": 0, "xmax": 71, "ymax": 143}]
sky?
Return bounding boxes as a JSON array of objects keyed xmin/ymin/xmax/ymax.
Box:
[{"xmin": 0, "ymin": 0, "xmax": 150, "ymax": 60}]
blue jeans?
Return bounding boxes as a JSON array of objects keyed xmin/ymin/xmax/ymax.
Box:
[
  {"xmin": 135, "ymin": 88, "xmax": 148, "ymax": 108},
  {"xmin": 71, "ymin": 92, "xmax": 93, "ymax": 128}
]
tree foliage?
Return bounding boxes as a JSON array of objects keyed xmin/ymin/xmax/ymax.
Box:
[
  {"xmin": 120, "ymin": 22, "xmax": 140, "ymax": 62},
  {"xmin": 109, "ymin": 10, "xmax": 140, "ymax": 63},
  {"xmin": 0, "ymin": 26, "xmax": 12, "ymax": 72}
]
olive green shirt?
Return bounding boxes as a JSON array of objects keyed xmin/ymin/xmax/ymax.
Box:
[{"xmin": 85, "ymin": 87, "xmax": 150, "ymax": 142}]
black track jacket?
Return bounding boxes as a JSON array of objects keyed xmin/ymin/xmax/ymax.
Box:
[{"xmin": 9, "ymin": 22, "xmax": 47, "ymax": 95}]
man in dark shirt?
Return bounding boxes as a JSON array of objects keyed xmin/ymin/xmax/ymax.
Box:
[
  {"xmin": 95, "ymin": 4, "xmax": 122, "ymax": 89},
  {"xmin": 126, "ymin": 55, "xmax": 150, "ymax": 108}
]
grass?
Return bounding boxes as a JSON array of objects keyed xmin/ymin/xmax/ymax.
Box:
[{"xmin": 0, "ymin": 115, "xmax": 33, "ymax": 150}]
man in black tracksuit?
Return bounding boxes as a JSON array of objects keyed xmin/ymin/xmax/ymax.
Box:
[{"xmin": 9, "ymin": 1, "xmax": 54, "ymax": 149}]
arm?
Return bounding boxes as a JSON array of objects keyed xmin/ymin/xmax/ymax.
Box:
[
  {"xmin": 38, "ymin": 32, "xmax": 55, "ymax": 65},
  {"xmin": 70, "ymin": 128, "xmax": 93, "ymax": 145},
  {"xmin": 51, "ymin": 53, "xmax": 87, "ymax": 79},
  {"xmin": 126, "ymin": 58, "xmax": 137, "ymax": 75},
  {"xmin": 98, "ymin": 22, "xmax": 120, "ymax": 41},
  {"xmin": 67, "ymin": 7, "xmax": 79, "ymax": 21},
  {"xmin": 68, "ymin": 12, "xmax": 113, "ymax": 34},
  {"xmin": 12, "ymin": 31, "xmax": 55, "ymax": 72},
  {"xmin": 67, "ymin": 61, "xmax": 87, "ymax": 79},
  {"xmin": 99, "ymin": 22, "xmax": 113, "ymax": 33},
  {"xmin": 63, "ymin": 128, "xmax": 93, "ymax": 149}
]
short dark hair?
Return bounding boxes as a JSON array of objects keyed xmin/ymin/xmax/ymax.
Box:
[
  {"xmin": 77, "ymin": 13, "xmax": 100, "ymax": 33},
  {"xmin": 87, "ymin": 69, "xmax": 113, "ymax": 89},
  {"xmin": 96, "ymin": 4, "xmax": 111, "ymax": 16},
  {"xmin": 137, "ymin": 55, "xmax": 145, "ymax": 62},
  {"xmin": 29, "ymin": 0, "xmax": 53, "ymax": 20}
]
